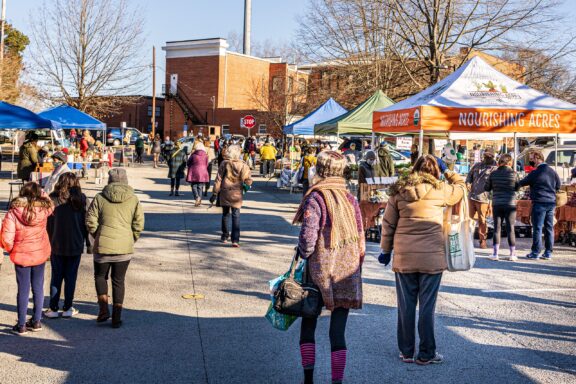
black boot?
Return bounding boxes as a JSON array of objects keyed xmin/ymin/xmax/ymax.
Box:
[
  {"xmin": 169, "ymin": 190, "xmax": 174, "ymax": 196},
  {"xmin": 112, "ymin": 304, "xmax": 123, "ymax": 328},
  {"xmin": 96, "ymin": 295, "xmax": 110, "ymax": 323}
]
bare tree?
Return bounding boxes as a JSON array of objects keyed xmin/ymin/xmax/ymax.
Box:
[
  {"xmin": 297, "ymin": 0, "xmax": 424, "ymax": 106},
  {"xmin": 298, "ymin": 0, "xmax": 571, "ymax": 104},
  {"xmin": 246, "ymin": 72, "xmax": 309, "ymax": 136},
  {"xmin": 227, "ymin": 30, "xmax": 302, "ymax": 64},
  {"xmin": 29, "ymin": 0, "xmax": 147, "ymax": 117},
  {"xmin": 387, "ymin": 0, "xmax": 561, "ymax": 86}
]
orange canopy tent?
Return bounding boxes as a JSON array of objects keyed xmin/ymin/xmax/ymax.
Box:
[{"xmin": 373, "ymin": 56, "xmax": 576, "ymax": 137}]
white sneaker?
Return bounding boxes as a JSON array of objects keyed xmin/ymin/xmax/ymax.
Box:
[
  {"xmin": 489, "ymin": 255, "xmax": 499, "ymax": 261},
  {"xmin": 509, "ymin": 255, "xmax": 518, "ymax": 261},
  {"xmin": 43, "ymin": 309, "xmax": 60, "ymax": 319},
  {"xmin": 62, "ymin": 307, "xmax": 79, "ymax": 318}
]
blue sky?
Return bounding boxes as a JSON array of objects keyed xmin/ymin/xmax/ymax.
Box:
[
  {"xmin": 6, "ymin": 0, "xmax": 576, "ymax": 97},
  {"xmin": 8, "ymin": 0, "xmax": 307, "ymax": 95}
]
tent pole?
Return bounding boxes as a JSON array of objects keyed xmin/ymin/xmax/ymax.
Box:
[
  {"xmin": 11, "ymin": 131, "xmax": 15, "ymax": 181},
  {"xmin": 418, "ymin": 128, "xmax": 424, "ymax": 157},
  {"xmin": 513, "ymin": 132, "xmax": 518, "ymax": 172},
  {"xmin": 555, "ymin": 133, "xmax": 559, "ymax": 170},
  {"xmin": 371, "ymin": 132, "xmax": 375, "ymax": 149}
]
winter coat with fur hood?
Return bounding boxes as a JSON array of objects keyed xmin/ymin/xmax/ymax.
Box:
[
  {"xmin": 213, "ymin": 159, "xmax": 253, "ymax": 209},
  {"xmin": 380, "ymin": 171, "xmax": 465, "ymax": 274},
  {"xmin": 1, "ymin": 198, "xmax": 54, "ymax": 266}
]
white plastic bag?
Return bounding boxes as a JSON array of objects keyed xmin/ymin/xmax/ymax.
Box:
[{"xmin": 444, "ymin": 186, "xmax": 476, "ymax": 271}]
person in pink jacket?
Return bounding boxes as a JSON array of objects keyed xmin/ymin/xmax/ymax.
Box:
[
  {"xmin": 1, "ymin": 182, "xmax": 54, "ymax": 335},
  {"xmin": 186, "ymin": 142, "xmax": 209, "ymax": 206}
]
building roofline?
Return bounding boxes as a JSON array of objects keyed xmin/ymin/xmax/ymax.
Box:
[{"xmin": 165, "ymin": 37, "xmax": 226, "ymax": 44}]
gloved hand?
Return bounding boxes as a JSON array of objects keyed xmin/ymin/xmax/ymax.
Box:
[{"xmin": 378, "ymin": 252, "xmax": 392, "ymax": 266}]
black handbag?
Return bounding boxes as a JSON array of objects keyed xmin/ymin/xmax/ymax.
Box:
[{"xmin": 274, "ymin": 250, "xmax": 323, "ymax": 318}]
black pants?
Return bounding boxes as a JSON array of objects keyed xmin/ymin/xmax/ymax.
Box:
[
  {"xmin": 263, "ymin": 160, "xmax": 275, "ymax": 176},
  {"xmin": 205, "ymin": 163, "xmax": 213, "ymax": 194},
  {"xmin": 94, "ymin": 260, "xmax": 130, "ymax": 304},
  {"xmin": 135, "ymin": 148, "xmax": 144, "ymax": 163},
  {"xmin": 395, "ymin": 272, "xmax": 442, "ymax": 360},
  {"xmin": 49, "ymin": 254, "xmax": 81, "ymax": 311},
  {"xmin": 221, "ymin": 206, "xmax": 240, "ymax": 243},
  {"xmin": 493, "ymin": 205, "xmax": 516, "ymax": 247},
  {"xmin": 170, "ymin": 178, "xmax": 181, "ymax": 191},
  {"xmin": 300, "ymin": 307, "xmax": 349, "ymax": 351},
  {"xmin": 302, "ymin": 179, "xmax": 310, "ymax": 196}
]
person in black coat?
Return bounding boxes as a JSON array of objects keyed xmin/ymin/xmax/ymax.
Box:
[
  {"xmin": 485, "ymin": 154, "xmax": 520, "ymax": 261},
  {"xmin": 45, "ymin": 173, "xmax": 88, "ymax": 319},
  {"xmin": 167, "ymin": 141, "xmax": 188, "ymax": 196}
]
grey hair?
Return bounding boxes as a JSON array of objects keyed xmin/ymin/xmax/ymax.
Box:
[{"xmin": 225, "ymin": 145, "xmax": 242, "ymax": 160}]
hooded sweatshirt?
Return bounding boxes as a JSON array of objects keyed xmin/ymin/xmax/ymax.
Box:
[
  {"xmin": 1, "ymin": 198, "xmax": 54, "ymax": 266},
  {"xmin": 380, "ymin": 171, "xmax": 465, "ymax": 274},
  {"xmin": 86, "ymin": 183, "xmax": 144, "ymax": 258}
]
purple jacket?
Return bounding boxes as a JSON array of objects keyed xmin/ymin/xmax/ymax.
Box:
[{"xmin": 186, "ymin": 150, "xmax": 209, "ymax": 183}]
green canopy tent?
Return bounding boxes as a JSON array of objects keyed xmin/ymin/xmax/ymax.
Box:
[{"xmin": 314, "ymin": 90, "xmax": 394, "ymax": 137}]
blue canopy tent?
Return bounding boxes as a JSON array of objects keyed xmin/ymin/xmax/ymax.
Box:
[
  {"xmin": 38, "ymin": 104, "xmax": 105, "ymax": 130},
  {"xmin": 0, "ymin": 101, "xmax": 61, "ymax": 130},
  {"xmin": 0, "ymin": 101, "xmax": 61, "ymax": 179},
  {"xmin": 283, "ymin": 98, "xmax": 347, "ymax": 136}
]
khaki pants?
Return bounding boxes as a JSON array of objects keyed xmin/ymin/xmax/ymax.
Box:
[{"xmin": 469, "ymin": 200, "xmax": 490, "ymax": 241}]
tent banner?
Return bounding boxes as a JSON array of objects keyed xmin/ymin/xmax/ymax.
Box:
[
  {"xmin": 373, "ymin": 107, "xmax": 422, "ymax": 133},
  {"xmin": 396, "ymin": 137, "xmax": 413, "ymax": 150}
]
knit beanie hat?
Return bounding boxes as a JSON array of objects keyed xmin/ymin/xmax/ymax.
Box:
[
  {"xmin": 108, "ymin": 168, "xmax": 129, "ymax": 184},
  {"xmin": 315, "ymin": 150, "xmax": 347, "ymax": 178}
]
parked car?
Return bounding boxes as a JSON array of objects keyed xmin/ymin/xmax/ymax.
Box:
[
  {"xmin": 178, "ymin": 136, "xmax": 196, "ymax": 153},
  {"xmin": 106, "ymin": 127, "xmax": 148, "ymax": 146},
  {"xmin": 519, "ymin": 144, "xmax": 576, "ymax": 181}
]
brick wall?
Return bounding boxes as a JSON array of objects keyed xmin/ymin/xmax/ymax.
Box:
[{"xmin": 101, "ymin": 96, "xmax": 165, "ymax": 135}]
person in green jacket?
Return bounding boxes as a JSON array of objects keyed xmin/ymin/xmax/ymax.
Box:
[
  {"xmin": 17, "ymin": 133, "xmax": 40, "ymax": 182},
  {"xmin": 86, "ymin": 168, "xmax": 144, "ymax": 328},
  {"xmin": 135, "ymin": 136, "xmax": 145, "ymax": 164},
  {"xmin": 375, "ymin": 145, "xmax": 395, "ymax": 178}
]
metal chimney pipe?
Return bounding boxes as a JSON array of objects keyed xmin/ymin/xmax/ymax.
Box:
[{"xmin": 243, "ymin": 0, "xmax": 251, "ymax": 56}]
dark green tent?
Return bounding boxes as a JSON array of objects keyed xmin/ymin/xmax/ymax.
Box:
[{"xmin": 314, "ymin": 90, "xmax": 394, "ymax": 136}]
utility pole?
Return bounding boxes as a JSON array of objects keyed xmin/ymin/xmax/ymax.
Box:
[
  {"xmin": 151, "ymin": 46, "xmax": 156, "ymax": 138},
  {"xmin": 243, "ymin": 0, "xmax": 251, "ymax": 56},
  {"xmin": 0, "ymin": 0, "xmax": 6, "ymax": 89}
]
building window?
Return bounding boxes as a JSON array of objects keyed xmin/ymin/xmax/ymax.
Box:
[
  {"xmin": 222, "ymin": 124, "xmax": 230, "ymax": 135},
  {"xmin": 272, "ymin": 77, "xmax": 282, "ymax": 91},
  {"xmin": 288, "ymin": 77, "xmax": 294, "ymax": 92},
  {"xmin": 209, "ymin": 127, "xmax": 215, "ymax": 135},
  {"xmin": 147, "ymin": 106, "xmax": 161, "ymax": 117},
  {"xmin": 258, "ymin": 124, "xmax": 267, "ymax": 135},
  {"xmin": 298, "ymin": 79, "xmax": 306, "ymax": 93}
]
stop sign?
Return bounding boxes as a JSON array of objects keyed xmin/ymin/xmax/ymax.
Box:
[{"xmin": 241, "ymin": 115, "xmax": 256, "ymax": 129}]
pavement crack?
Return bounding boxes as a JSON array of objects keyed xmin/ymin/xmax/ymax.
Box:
[{"xmin": 181, "ymin": 199, "xmax": 210, "ymax": 384}]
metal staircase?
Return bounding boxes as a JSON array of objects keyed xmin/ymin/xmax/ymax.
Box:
[{"xmin": 163, "ymin": 84, "xmax": 207, "ymax": 125}]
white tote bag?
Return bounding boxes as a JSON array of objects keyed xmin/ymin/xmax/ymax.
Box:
[{"xmin": 444, "ymin": 185, "xmax": 476, "ymax": 272}]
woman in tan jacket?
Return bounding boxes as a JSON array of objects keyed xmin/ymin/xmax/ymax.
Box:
[
  {"xmin": 213, "ymin": 145, "xmax": 253, "ymax": 247},
  {"xmin": 380, "ymin": 155, "xmax": 464, "ymax": 365}
]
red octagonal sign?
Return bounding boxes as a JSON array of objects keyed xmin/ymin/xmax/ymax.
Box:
[{"xmin": 241, "ymin": 115, "xmax": 256, "ymax": 129}]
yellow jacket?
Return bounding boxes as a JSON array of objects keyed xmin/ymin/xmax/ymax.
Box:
[{"xmin": 260, "ymin": 144, "xmax": 277, "ymax": 161}]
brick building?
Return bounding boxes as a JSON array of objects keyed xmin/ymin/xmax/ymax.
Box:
[
  {"xmin": 162, "ymin": 38, "xmax": 308, "ymax": 139},
  {"xmin": 101, "ymin": 96, "xmax": 165, "ymax": 135}
]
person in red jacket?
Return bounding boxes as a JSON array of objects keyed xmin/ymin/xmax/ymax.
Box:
[{"xmin": 1, "ymin": 182, "xmax": 54, "ymax": 335}]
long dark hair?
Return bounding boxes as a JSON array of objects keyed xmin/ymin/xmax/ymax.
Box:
[
  {"xmin": 413, "ymin": 155, "xmax": 441, "ymax": 180},
  {"xmin": 53, "ymin": 173, "xmax": 85, "ymax": 211},
  {"xmin": 17, "ymin": 182, "xmax": 52, "ymax": 224}
]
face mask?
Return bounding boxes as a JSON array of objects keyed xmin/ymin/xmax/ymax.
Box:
[
  {"xmin": 529, "ymin": 161, "xmax": 535, "ymax": 167},
  {"xmin": 367, "ymin": 159, "xmax": 376, "ymax": 166},
  {"xmin": 53, "ymin": 161, "xmax": 62, "ymax": 168}
]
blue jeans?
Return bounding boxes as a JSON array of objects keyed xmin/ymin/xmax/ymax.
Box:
[
  {"xmin": 15, "ymin": 263, "xmax": 45, "ymax": 326},
  {"xmin": 222, "ymin": 206, "xmax": 240, "ymax": 243},
  {"xmin": 49, "ymin": 254, "xmax": 82, "ymax": 311},
  {"xmin": 191, "ymin": 183, "xmax": 203, "ymax": 200},
  {"xmin": 531, "ymin": 202, "xmax": 556, "ymax": 255}
]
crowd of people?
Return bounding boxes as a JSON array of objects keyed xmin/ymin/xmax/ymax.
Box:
[
  {"xmin": 3, "ymin": 168, "xmax": 143, "ymax": 335},
  {"xmin": 3, "ymin": 130, "xmax": 569, "ymax": 384}
]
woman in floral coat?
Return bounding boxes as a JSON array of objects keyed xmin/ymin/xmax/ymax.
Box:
[{"xmin": 293, "ymin": 150, "xmax": 365, "ymax": 384}]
